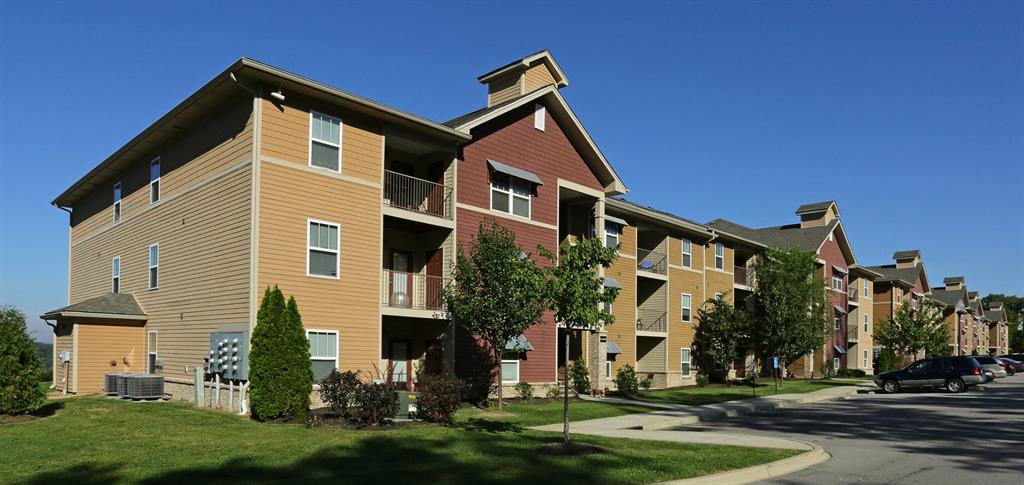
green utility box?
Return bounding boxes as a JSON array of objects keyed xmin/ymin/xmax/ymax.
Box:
[{"xmin": 396, "ymin": 391, "xmax": 419, "ymax": 419}]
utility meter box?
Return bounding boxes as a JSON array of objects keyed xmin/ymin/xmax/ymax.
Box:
[
  {"xmin": 396, "ymin": 391, "xmax": 419, "ymax": 419},
  {"xmin": 208, "ymin": 330, "xmax": 249, "ymax": 380}
]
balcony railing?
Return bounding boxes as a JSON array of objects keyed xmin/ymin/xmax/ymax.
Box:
[
  {"xmin": 734, "ymin": 266, "xmax": 755, "ymax": 287},
  {"xmin": 380, "ymin": 270, "xmax": 449, "ymax": 311},
  {"xmin": 636, "ymin": 248, "xmax": 667, "ymax": 275},
  {"xmin": 848, "ymin": 322, "xmax": 859, "ymax": 342},
  {"xmin": 848, "ymin": 287, "xmax": 859, "ymax": 303},
  {"xmin": 383, "ymin": 170, "xmax": 453, "ymax": 220},
  {"xmin": 637, "ymin": 312, "xmax": 667, "ymax": 333}
]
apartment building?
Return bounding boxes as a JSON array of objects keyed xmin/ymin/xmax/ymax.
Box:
[
  {"xmin": 864, "ymin": 250, "xmax": 931, "ymax": 362},
  {"xmin": 928, "ymin": 277, "xmax": 972, "ymax": 355},
  {"xmin": 985, "ymin": 302, "xmax": 1009, "ymax": 355}
]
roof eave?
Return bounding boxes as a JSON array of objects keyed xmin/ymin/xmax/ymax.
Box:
[{"xmin": 40, "ymin": 311, "xmax": 148, "ymax": 321}]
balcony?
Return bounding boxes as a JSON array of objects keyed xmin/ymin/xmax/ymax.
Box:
[
  {"xmin": 848, "ymin": 322, "xmax": 859, "ymax": 343},
  {"xmin": 383, "ymin": 170, "xmax": 453, "ymax": 222},
  {"xmin": 734, "ymin": 266, "xmax": 754, "ymax": 288},
  {"xmin": 380, "ymin": 270, "xmax": 450, "ymax": 315},
  {"xmin": 637, "ymin": 312, "xmax": 667, "ymax": 334},
  {"xmin": 848, "ymin": 287, "xmax": 859, "ymax": 306},
  {"xmin": 636, "ymin": 248, "xmax": 667, "ymax": 277}
]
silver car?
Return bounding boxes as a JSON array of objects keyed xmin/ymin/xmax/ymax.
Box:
[{"xmin": 972, "ymin": 355, "xmax": 1008, "ymax": 379}]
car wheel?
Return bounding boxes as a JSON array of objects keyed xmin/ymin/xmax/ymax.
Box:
[
  {"xmin": 882, "ymin": 380, "xmax": 900, "ymax": 394},
  {"xmin": 946, "ymin": 378, "xmax": 965, "ymax": 393}
]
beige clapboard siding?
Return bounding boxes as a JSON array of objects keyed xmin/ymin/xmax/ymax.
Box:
[
  {"xmin": 257, "ymin": 161, "xmax": 381, "ymax": 374},
  {"xmin": 69, "ymin": 165, "xmax": 253, "ymax": 380},
  {"xmin": 487, "ymin": 74, "xmax": 522, "ymax": 107},
  {"xmin": 75, "ymin": 323, "xmax": 146, "ymax": 393},
  {"xmin": 260, "ymin": 98, "xmax": 383, "ymax": 185},
  {"xmin": 636, "ymin": 336, "xmax": 666, "ymax": 373},
  {"xmin": 669, "ymin": 265, "xmax": 703, "ymax": 359},
  {"xmin": 606, "ymin": 225, "xmax": 637, "ymax": 375},
  {"xmin": 54, "ymin": 325, "xmax": 74, "ymax": 392},
  {"xmin": 70, "ymin": 97, "xmax": 254, "ymax": 245},
  {"xmin": 524, "ymin": 64, "xmax": 557, "ymax": 92}
]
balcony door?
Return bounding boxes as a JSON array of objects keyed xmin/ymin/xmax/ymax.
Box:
[
  {"xmin": 390, "ymin": 250, "xmax": 413, "ymax": 307},
  {"xmin": 425, "ymin": 248, "xmax": 443, "ymax": 309},
  {"xmin": 389, "ymin": 339, "xmax": 411, "ymax": 390}
]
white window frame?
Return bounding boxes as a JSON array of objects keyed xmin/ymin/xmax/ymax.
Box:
[
  {"xmin": 147, "ymin": 330, "xmax": 158, "ymax": 373},
  {"xmin": 834, "ymin": 314, "xmax": 841, "ymax": 330},
  {"xmin": 489, "ymin": 173, "xmax": 532, "ymax": 219},
  {"xmin": 113, "ymin": 181, "xmax": 122, "ymax": 223},
  {"xmin": 308, "ymin": 111, "xmax": 342, "ymax": 173},
  {"xmin": 306, "ymin": 329, "xmax": 339, "ymax": 379},
  {"xmin": 863, "ymin": 350, "xmax": 869, "ymax": 368},
  {"xmin": 681, "ymin": 348, "xmax": 692, "ymax": 377},
  {"xmin": 111, "ymin": 256, "xmax": 121, "ymax": 293},
  {"xmin": 864, "ymin": 314, "xmax": 869, "ymax": 333},
  {"xmin": 604, "ymin": 222, "xmax": 621, "ymax": 250},
  {"xmin": 681, "ymin": 293, "xmax": 692, "ymax": 322},
  {"xmin": 534, "ymin": 103, "xmax": 545, "ymax": 131},
  {"xmin": 714, "ymin": 292, "xmax": 723, "ymax": 301},
  {"xmin": 863, "ymin": 279, "xmax": 869, "ymax": 294},
  {"xmin": 150, "ymin": 157, "xmax": 161, "ymax": 204},
  {"xmin": 715, "ymin": 243, "xmax": 725, "ymax": 270},
  {"xmin": 148, "ymin": 243, "xmax": 159, "ymax": 290},
  {"xmin": 833, "ymin": 357, "xmax": 840, "ymax": 370},
  {"xmin": 681, "ymin": 239, "xmax": 692, "ymax": 268},
  {"xmin": 307, "ymin": 218, "xmax": 341, "ymax": 279},
  {"xmin": 605, "ymin": 360, "xmax": 611, "ymax": 379},
  {"xmin": 832, "ymin": 271, "xmax": 843, "ymax": 291},
  {"xmin": 501, "ymin": 357, "xmax": 520, "ymax": 384}
]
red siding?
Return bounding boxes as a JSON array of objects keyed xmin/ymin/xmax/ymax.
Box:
[{"xmin": 819, "ymin": 233, "xmax": 851, "ymax": 367}]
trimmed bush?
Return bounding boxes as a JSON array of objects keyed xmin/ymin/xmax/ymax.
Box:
[
  {"xmin": 569, "ymin": 359, "xmax": 591, "ymax": 395},
  {"xmin": 696, "ymin": 373, "xmax": 710, "ymax": 387},
  {"xmin": 319, "ymin": 370, "xmax": 360, "ymax": 417},
  {"xmin": 614, "ymin": 364, "xmax": 640, "ymax": 398},
  {"xmin": 417, "ymin": 373, "xmax": 463, "ymax": 425},
  {"xmin": 353, "ymin": 382, "xmax": 399, "ymax": 425},
  {"xmin": 0, "ymin": 306, "xmax": 46, "ymax": 415},
  {"xmin": 876, "ymin": 348, "xmax": 897, "ymax": 373},
  {"xmin": 820, "ymin": 362, "xmax": 836, "ymax": 379},
  {"xmin": 249, "ymin": 286, "xmax": 315, "ymax": 422},
  {"xmin": 640, "ymin": 377, "xmax": 652, "ymax": 391},
  {"xmin": 462, "ymin": 373, "xmax": 494, "ymax": 406},
  {"xmin": 545, "ymin": 386, "xmax": 562, "ymax": 399},
  {"xmin": 514, "ymin": 382, "xmax": 533, "ymax": 401},
  {"xmin": 836, "ymin": 368, "xmax": 866, "ymax": 378}
]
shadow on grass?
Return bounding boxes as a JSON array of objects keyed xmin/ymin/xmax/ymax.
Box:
[
  {"xmin": 31, "ymin": 401, "xmax": 65, "ymax": 418},
  {"xmin": 459, "ymin": 417, "xmax": 523, "ymax": 433}
]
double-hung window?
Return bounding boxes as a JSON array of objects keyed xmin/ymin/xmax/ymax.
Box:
[
  {"xmin": 681, "ymin": 239, "xmax": 692, "ymax": 268},
  {"xmin": 111, "ymin": 257, "xmax": 121, "ymax": 293},
  {"xmin": 863, "ymin": 350, "xmax": 869, "ymax": 368},
  {"xmin": 832, "ymin": 270, "xmax": 843, "ymax": 291},
  {"xmin": 833, "ymin": 357, "xmax": 840, "ymax": 370},
  {"xmin": 490, "ymin": 173, "xmax": 531, "ymax": 218},
  {"xmin": 113, "ymin": 181, "xmax": 122, "ymax": 223},
  {"xmin": 864, "ymin": 314, "xmax": 869, "ymax": 333},
  {"xmin": 148, "ymin": 244, "xmax": 159, "ymax": 290},
  {"xmin": 863, "ymin": 279, "xmax": 869, "ymax": 294},
  {"xmin": 714, "ymin": 243, "xmax": 724, "ymax": 270},
  {"xmin": 501, "ymin": 352, "xmax": 520, "ymax": 384},
  {"xmin": 308, "ymin": 220, "xmax": 340, "ymax": 278},
  {"xmin": 150, "ymin": 158, "xmax": 161, "ymax": 203},
  {"xmin": 834, "ymin": 312, "xmax": 841, "ymax": 330},
  {"xmin": 147, "ymin": 331, "xmax": 158, "ymax": 373},
  {"xmin": 310, "ymin": 112, "xmax": 341, "ymax": 172},
  {"xmin": 681, "ymin": 348, "xmax": 692, "ymax": 376},
  {"xmin": 605, "ymin": 222, "xmax": 621, "ymax": 250},
  {"xmin": 681, "ymin": 293, "xmax": 692, "ymax": 322},
  {"xmin": 307, "ymin": 330, "xmax": 338, "ymax": 381}
]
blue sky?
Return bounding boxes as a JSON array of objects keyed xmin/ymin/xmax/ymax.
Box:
[{"xmin": 1, "ymin": 1, "xmax": 1021, "ymax": 339}]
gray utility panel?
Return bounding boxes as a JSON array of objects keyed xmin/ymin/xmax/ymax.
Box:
[{"xmin": 208, "ymin": 330, "xmax": 249, "ymax": 380}]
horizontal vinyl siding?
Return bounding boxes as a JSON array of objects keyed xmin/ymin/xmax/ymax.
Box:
[
  {"xmin": 54, "ymin": 326, "xmax": 73, "ymax": 392},
  {"xmin": 605, "ymin": 225, "xmax": 637, "ymax": 376},
  {"xmin": 636, "ymin": 337, "xmax": 666, "ymax": 373},
  {"xmin": 487, "ymin": 75, "xmax": 521, "ymax": 107},
  {"xmin": 75, "ymin": 323, "xmax": 146, "ymax": 393},
  {"xmin": 523, "ymin": 65, "xmax": 557, "ymax": 92},
  {"xmin": 669, "ymin": 267, "xmax": 703, "ymax": 361}
]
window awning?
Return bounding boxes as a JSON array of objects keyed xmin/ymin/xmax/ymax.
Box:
[
  {"xmin": 832, "ymin": 265, "xmax": 848, "ymax": 274},
  {"xmin": 603, "ymin": 277, "xmax": 622, "ymax": 289},
  {"xmin": 607, "ymin": 340, "xmax": 623, "ymax": 355},
  {"xmin": 834, "ymin": 305, "xmax": 847, "ymax": 314},
  {"xmin": 604, "ymin": 214, "xmax": 628, "ymax": 227},
  {"xmin": 505, "ymin": 334, "xmax": 534, "ymax": 351},
  {"xmin": 834, "ymin": 344, "xmax": 847, "ymax": 355},
  {"xmin": 488, "ymin": 159, "xmax": 543, "ymax": 186}
]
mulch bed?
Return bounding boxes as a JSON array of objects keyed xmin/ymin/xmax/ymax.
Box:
[
  {"xmin": 1, "ymin": 415, "xmax": 40, "ymax": 424},
  {"xmin": 299, "ymin": 407, "xmax": 435, "ymax": 431}
]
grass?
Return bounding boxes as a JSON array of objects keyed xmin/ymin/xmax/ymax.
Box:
[
  {"xmin": 637, "ymin": 379, "xmax": 859, "ymax": 406},
  {"xmin": 0, "ymin": 397, "xmax": 798, "ymax": 484},
  {"xmin": 455, "ymin": 399, "xmax": 655, "ymax": 427}
]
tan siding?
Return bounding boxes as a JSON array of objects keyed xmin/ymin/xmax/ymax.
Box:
[
  {"xmin": 75, "ymin": 323, "xmax": 146, "ymax": 393},
  {"xmin": 487, "ymin": 74, "xmax": 521, "ymax": 107},
  {"xmin": 636, "ymin": 336, "xmax": 666, "ymax": 373},
  {"xmin": 54, "ymin": 323, "xmax": 74, "ymax": 392},
  {"xmin": 668, "ymin": 267, "xmax": 703, "ymax": 362},
  {"xmin": 523, "ymin": 64, "xmax": 556, "ymax": 92},
  {"xmin": 606, "ymin": 226, "xmax": 637, "ymax": 376},
  {"xmin": 257, "ymin": 161, "xmax": 382, "ymax": 375}
]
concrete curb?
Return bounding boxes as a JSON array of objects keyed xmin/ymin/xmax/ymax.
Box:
[
  {"xmin": 641, "ymin": 387, "xmax": 860, "ymax": 431},
  {"xmin": 655, "ymin": 443, "xmax": 831, "ymax": 485}
]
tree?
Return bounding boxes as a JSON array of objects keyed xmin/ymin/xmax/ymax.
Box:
[
  {"xmin": 444, "ymin": 219, "xmax": 547, "ymax": 409},
  {"xmin": 543, "ymin": 236, "xmax": 618, "ymax": 445},
  {"xmin": 0, "ymin": 306, "xmax": 46, "ymax": 415},
  {"xmin": 874, "ymin": 298, "xmax": 949, "ymax": 362},
  {"xmin": 749, "ymin": 247, "xmax": 830, "ymax": 368},
  {"xmin": 249, "ymin": 286, "xmax": 315, "ymax": 421},
  {"xmin": 692, "ymin": 293, "xmax": 749, "ymax": 383}
]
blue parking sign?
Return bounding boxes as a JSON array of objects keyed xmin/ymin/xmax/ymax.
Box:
[{"xmin": 773, "ymin": 356, "xmax": 779, "ymax": 369}]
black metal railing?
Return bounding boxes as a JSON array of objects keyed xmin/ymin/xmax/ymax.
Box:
[
  {"xmin": 637, "ymin": 248, "xmax": 667, "ymax": 275},
  {"xmin": 637, "ymin": 312, "xmax": 667, "ymax": 333},
  {"xmin": 383, "ymin": 170, "xmax": 453, "ymax": 220}
]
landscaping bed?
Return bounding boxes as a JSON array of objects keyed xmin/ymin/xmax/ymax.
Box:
[{"xmin": 634, "ymin": 379, "xmax": 859, "ymax": 406}]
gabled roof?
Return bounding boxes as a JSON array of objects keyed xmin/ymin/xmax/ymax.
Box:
[
  {"xmin": 445, "ymin": 85, "xmax": 627, "ymax": 195},
  {"xmin": 968, "ymin": 291, "xmax": 979, "ymax": 299},
  {"xmin": 41, "ymin": 293, "xmax": 147, "ymax": 321},
  {"xmin": 707, "ymin": 218, "xmax": 839, "ymax": 254},
  {"xmin": 795, "ymin": 200, "xmax": 838, "ymax": 215},
  {"xmin": 477, "ymin": 49, "xmax": 569, "ymax": 88},
  {"xmin": 893, "ymin": 250, "xmax": 921, "ymax": 260},
  {"xmin": 848, "ymin": 264, "xmax": 885, "ymax": 280},
  {"xmin": 943, "ymin": 276, "xmax": 965, "ymax": 285},
  {"xmin": 985, "ymin": 307, "xmax": 1006, "ymax": 323},
  {"xmin": 930, "ymin": 287, "xmax": 968, "ymax": 308},
  {"xmin": 864, "ymin": 264, "xmax": 919, "ymax": 288}
]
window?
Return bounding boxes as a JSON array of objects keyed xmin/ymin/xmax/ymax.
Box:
[
  {"xmin": 111, "ymin": 257, "xmax": 120, "ymax": 293},
  {"xmin": 832, "ymin": 270, "xmax": 843, "ymax": 291},
  {"xmin": 501, "ymin": 353, "xmax": 520, "ymax": 384},
  {"xmin": 864, "ymin": 314, "xmax": 869, "ymax": 333},
  {"xmin": 150, "ymin": 158, "xmax": 161, "ymax": 203},
  {"xmin": 833, "ymin": 357, "xmax": 840, "ymax": 370},
  {"xmin": 308, "ymin": 220, "xmax": 340, "ymax": 278},
  {"xmin": 681, "ymin": 348, "xmax": 692, "ymax": 376},
  {"xmin": 309, "ymin": 112, "xmax": 341, "ymax": 171},
  {"xmin": 148, "ymin": 244, "xmax": 159, "ymax": 290},
  {"xmin": 605, "ymin": 222, "xmax": 621, "ymax": 250},
  {"xmin": 113, "ymin": 181, "xmax": 122, "ymax": 223},
  {"xmin": 681, "ymin": 239, "xmax": 692, "ymax": 268},
  {"xmin": 863, "ymin": 279, "xmax": 869, "ymax": 294},
  {"xmin": 834, "ymin": 313, "xmax": 841, "ymax": 330},
  {"xmin": 534, "ymin": 103, "xmax": 545, "ymax": 131},
  {"xmin": 714, "ymin": 292, "xmax": 723, "ymax": 301},
  {"xmin": 863, "ymin": 350, "xmax": 869, "ymax": 368},
  {"xmin": 715, "ymin": 243, "xmax": 724, "ymax": 270},
  {"xmin": 605, "ymin": 360, "xmax": 611, "ymax": 379},
  {"xmin": 490, "ymin": 173, "xmax": 531, "ymax": 218},
  {"xmin": 147, "ymin": 331, "xmax": 157, "ymax": 373},
  {"xmin": 307, "ymin": 330, "xmax": 338, "ymax": 381},
  {"xmin": 681, "ymin": 293, "xmax": 692, "ymax": 322},
  {"xmin": 895, "ymin": 288, "xmax": 903, "ymax": 303},
  {"xmin": 602, "ymin": 301, "xmax": 613, "ymax": 314}
]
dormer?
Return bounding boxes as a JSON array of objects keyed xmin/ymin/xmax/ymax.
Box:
[
  {"xmin": 989, "ymin": 302, "xmax": 1004, "ymax": 311},
  {"xmin": 943, "ymin": 276, "xmax": 965, "ymax": 290},
  {"xmin": 795, "ymin": 200, "xmax": 839, "ymax": 228},
  {"xmin": 478, "ymin": 50, "xmax": 569, "ymax": 107},
  {"xmin": 893, "ymin": 249, "xmax": 922, "ymax": 269}
]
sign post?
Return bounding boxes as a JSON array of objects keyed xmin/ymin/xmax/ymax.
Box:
[{"xmin": 773, "ymin": 356, "xmax": 780, "ymax": 393}]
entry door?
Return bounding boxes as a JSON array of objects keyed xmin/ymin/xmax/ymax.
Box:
[
  {"xmin": 391, "ymin": 251, "xmax": 412, "ymax": 307},
  {"xmin": 390, "ymin": 340, "xmax": 410, "ymax": 389}
]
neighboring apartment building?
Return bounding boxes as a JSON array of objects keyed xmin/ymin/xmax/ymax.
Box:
[
  {"xmin": 865, "ymin": 250, "xmax": 931, "ymax": 361},
  {"xmin": 707, "ymin": 201, "xmax": 879, "ymax": 377},
  {"xmin": 928, "ymin": 277, "xmax": 972, "ymax": 356},
  {"xmin": 985, "ymin": 302, "xmax": 1009, "ymax": 355}
]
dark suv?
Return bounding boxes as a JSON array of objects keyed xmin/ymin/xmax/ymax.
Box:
[{"xmin": 875, "ymin": 356, "xmax": 985, "ymax": 394}]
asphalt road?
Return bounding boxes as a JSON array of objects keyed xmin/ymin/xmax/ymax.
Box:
[{"xmin": 681, "ymin": 374, "xmax": 1024, "ymax": 484}]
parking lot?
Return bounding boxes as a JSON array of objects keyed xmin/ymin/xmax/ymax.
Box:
[{"xmin": 682, "ymin": 374, "xmax": 1024, "ymax": 484}]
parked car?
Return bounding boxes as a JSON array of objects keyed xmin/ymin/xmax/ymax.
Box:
[
  {"xmin": 999, "ymin": 354, "xmax": 1024, "ymax": 367},
  {"xmin": 996, "ymin": 357, "xmax": 1020, "ymax": 376},
  {"xmin": 972, "ymin": 355, "xmax": 1008, "ymax": 379},
  {"xmin": 874, "ymin": 356, "xmax": 985, "ymax": 394}
]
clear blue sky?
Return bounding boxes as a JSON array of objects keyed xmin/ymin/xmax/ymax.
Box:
[{"xmin": 2, "ymin": 1, "xmax": 1021, "ymax": 340}]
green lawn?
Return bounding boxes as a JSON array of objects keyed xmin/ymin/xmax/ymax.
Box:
[
  {"xmin": 456, "ymin": 399, "xmax": 655, "ymax": 427},
  {"xmin": 0, "ymin": 397, "xmax": 798, "ymax": 484},
  {"xmin": 637, "ymin": 380, "xmax": 858, "ymax": 406}
]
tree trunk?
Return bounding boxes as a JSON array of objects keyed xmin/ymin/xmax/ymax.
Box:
[
  {"xmin": 495, "ymin": 348, "xmax": 503, "ymax": 409},
  {"xmin": 563, "ymin": 328, "xmax": 571, "ymax": 444}
]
